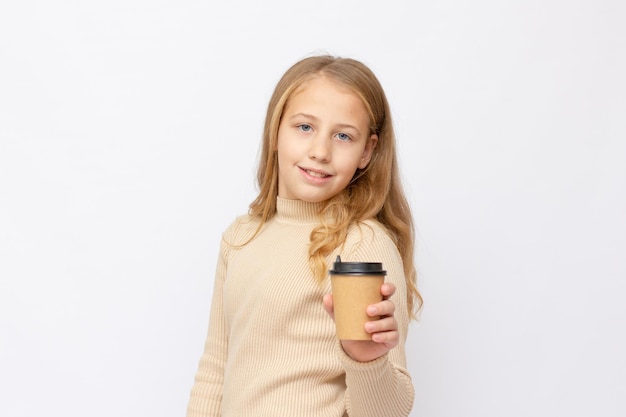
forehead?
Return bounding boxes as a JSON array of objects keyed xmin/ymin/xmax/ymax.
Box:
[
  {"xmin": 291, "ymin": 74, "xmax": 358, "ymax": 101},
  {"xmin": 284, "ymin": 76, "xmax": 369, "ymax": 122}
]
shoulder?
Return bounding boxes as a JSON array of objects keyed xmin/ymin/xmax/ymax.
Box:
[
  {"xmin": 221, "ymin": 213, "xmax": 263, "ymax": 247},
  {"xmin": 344, "ymin": 219, "xmax": 394, "ymax": 250},
  {"xmin": 342, "ymin": 219, "xmax": 400, "ymax": 263},
  {"xmin": 339, "ymin": 219, "xmax": 407, "ymax": 303}
]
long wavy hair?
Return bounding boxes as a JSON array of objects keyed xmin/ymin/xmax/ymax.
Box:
[{"xmin": 248, "ymin": 55, "xmax": 422, "ymax": 318}]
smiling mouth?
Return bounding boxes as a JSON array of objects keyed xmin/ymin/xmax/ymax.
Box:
[{"xmin": 300, "ymin": 167, "xmax": 331, "ymax": 178}]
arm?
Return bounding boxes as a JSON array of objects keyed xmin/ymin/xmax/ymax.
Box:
[
  {"xmin": 328, "ymin": 223, "xmax": 415, "ymax": 417},
  {"xmin": 186, "ymin": 236, "xmax": 230, "ymax": 417}
]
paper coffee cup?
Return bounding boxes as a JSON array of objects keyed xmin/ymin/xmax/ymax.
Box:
[{"xmin": 329, "ymin": 256, "xmax": 386, "ymax": 340}]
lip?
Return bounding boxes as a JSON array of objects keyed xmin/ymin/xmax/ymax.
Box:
[{"xmin": 298, "ymin": 166, "xmax": 333, "ymax": 183}]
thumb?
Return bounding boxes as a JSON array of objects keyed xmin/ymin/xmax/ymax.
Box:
[{"xmin": 323, "ymin": 294, "xmax": 335, "ymax": 320}]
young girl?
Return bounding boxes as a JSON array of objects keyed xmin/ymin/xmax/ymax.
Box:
[{"xmin": 187, "ymin": 55, "xmax": 422, "ymax": 417}]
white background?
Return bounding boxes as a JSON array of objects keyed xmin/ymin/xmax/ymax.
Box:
[{"xmin": 1, "ymin": 1, "xmax": 625, "ymax": 416}]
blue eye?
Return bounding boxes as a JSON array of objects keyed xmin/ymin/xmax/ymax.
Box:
[
  {"xmin": 336, "ymin": 132, "xmax": 351, "ymax": 141},
  {"xmin": 298, "ymin": 124, "xmax": 312, "ymax": 132}
]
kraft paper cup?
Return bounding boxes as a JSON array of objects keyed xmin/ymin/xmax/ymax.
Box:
[{"xmin": 329, "ymin": 256, "xmax": 386, "ymax": 340}]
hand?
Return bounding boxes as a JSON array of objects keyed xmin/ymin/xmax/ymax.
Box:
[{"xmin": 323, "ymin": 282, "xmax": 399, "ymax": 362}]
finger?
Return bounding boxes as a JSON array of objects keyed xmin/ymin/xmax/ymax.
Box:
[
  {"xmin": 365, "ymin": 316, "xmax": 398, "ymax": 334},
  {"xmin": 381, "ymin": 282, "xmax": 396, "ymax": 298},
  {"xmin": 322, "ymin": 293, "xmax": 335, "ymax": 319},
  {"xmin": 371, "ymin": 330, "xmax": 400, "ymax": 347},
  {"xmin": 367, "ymin": 299, "xmax": 396, "ymax": 317}
]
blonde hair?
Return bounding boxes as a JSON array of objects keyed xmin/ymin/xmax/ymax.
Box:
[{"xmin": 249, "ymin": 55, "xmax": 422, "ymax": 318}]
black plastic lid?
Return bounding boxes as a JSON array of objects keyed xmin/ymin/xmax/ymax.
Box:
[{"xmin": 329, "ymin": 256, "xmax": 386, "ymax": 275}]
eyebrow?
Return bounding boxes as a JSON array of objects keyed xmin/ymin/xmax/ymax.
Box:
[{"xmin": 289, "ymin": 113, "xmax": 362, "ymax": 135}]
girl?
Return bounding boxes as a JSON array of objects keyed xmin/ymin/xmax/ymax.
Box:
[{"xmin": 187, "ymin": 55, "xmax": 422, "ymax": 417}]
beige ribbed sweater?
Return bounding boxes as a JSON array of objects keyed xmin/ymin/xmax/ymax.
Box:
[{"xmin": 187, "ymin": 198, "xmax": 414, "ymax": 417}]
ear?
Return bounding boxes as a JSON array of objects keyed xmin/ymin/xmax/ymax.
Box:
[{"xmin": 358, "ymin": 133, "xmax": 378, "ymax": 169}]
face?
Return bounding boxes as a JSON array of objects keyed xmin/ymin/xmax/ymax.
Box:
[{"xmin": 276, "ymin": 76, "xmax": 378, "ymax": 203}]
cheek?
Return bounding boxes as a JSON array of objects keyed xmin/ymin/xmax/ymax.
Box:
[
  {"xmin": 274, "ymin": 122, "xmax": 289, "ymax": 151},
  {"xmin": 275, "ymin": 131, "xmax": 288, "ymax": 158},
  {"xmin": 277, "ymin": 133, "xmax": 304, "ymax": 160},
  {"xmin": 335, "ymin": 164, "xmax": 360, "ymax": 185},
  {"xmin": 276, "ymin": 141, "xmax": 298, "ymax": 173},
  {"xmin": 276, "ymin": 141, "xmax": 290, "ymax": 164},
  {"xmin": 338, "ymin": 150, "xmax": 366, "ymax": 173}
]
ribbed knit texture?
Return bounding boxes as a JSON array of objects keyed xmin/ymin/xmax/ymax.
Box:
[{"xmin": 186, "ymin": 198, "xmax": 414, "ymax": 417}]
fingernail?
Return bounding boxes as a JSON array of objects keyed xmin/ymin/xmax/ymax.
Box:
[{"xmin": 367, "ymin": 306, "xmax": 377, "ymax": 315}]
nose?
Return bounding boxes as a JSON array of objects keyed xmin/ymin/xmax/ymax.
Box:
[{"xmin": 308, "ymin": 134, "xmax": 331, "ymax": 162}]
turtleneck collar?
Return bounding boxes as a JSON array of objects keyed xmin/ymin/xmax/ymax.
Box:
[{"xmin": 275, "ymin": 197, "xmax": 323, "ymax": 224}]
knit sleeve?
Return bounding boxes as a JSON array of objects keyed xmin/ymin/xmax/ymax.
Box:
[
  {"xmin": 338, "ymin": 221, "xmax": 415, "ymax": 417},
  {"xmin": 186, "ymin": 230, "xmax": 232, "ymax": 417}
]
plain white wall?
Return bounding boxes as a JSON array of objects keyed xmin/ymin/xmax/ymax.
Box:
[{"xmin": 1, "ymin": 1, "xmax": 624, "ymax": 416}]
